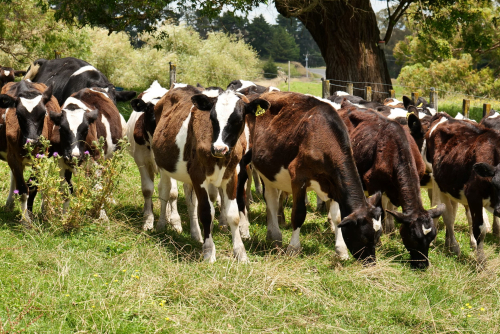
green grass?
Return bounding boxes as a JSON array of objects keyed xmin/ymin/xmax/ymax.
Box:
[
  {"xmin": 278, "ymin": 80, "xmax": 322, "ymax": 96},
  {"xmin": 1, "ymin": 153, "xmax": 500, "ymax": 333}
]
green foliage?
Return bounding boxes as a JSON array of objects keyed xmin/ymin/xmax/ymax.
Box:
[
  {"xmin": 397, "ymin": 54, "xmax": 500, "ymax": 98},
  {"xmin": 267, "ymin": 26, "xmax": 300, "ymax": 62},
  {"xmin": 245, "ymin": 14, "xmax": 273, "ymax": 58},
  {"xmin": 22, "ymin": 137, "xmax": 129, "ymax": 232},
  {"xmin": 0, "ymin": 0, "xmax": 91, "ymax": 67},
  {"xmin": 263, "ymin": 57, "xmax": 278, "ymax": 79}
]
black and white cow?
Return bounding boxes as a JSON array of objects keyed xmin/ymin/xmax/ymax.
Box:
[
  {"xmin": 24, "ymin": 57, "xmax": 136, "ymax": 106},
  {"xmin": 0, "ymin": 66, "xmax": 26, "ymax": 88}
]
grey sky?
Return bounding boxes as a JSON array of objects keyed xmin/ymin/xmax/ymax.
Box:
[{"xmin": 248, "ymin": 1, "xmax": 388, "ymax": 23}]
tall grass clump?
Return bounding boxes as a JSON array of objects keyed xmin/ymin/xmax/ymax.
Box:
[{"xmin": 23, "ymin": 137, "xmax": 129, "ymax": 232}]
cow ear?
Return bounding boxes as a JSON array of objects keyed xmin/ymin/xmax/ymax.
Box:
[
  {"xmin": 196, "ymin": 83, "xmax": 205, "ymax": 89},
  {"xmin": 42, "ymin": 85, "xmax": 53, "ymax": 104},
  {"xmin": 115, "ymin": 90, "xmax": 137, "ymax": 102},
  {"xmin": 428, "ymin": 203, "xmax": 445, "ymax": 218},
  {"xmin": 49, "ymin": 110, "xmax": 63, "ymax": 126},
  {"xmin": 245, "ymin": 98, "xmax": 270, "ymax": 115},
  {"xmin": 0, "ymin": 94, "xmax": 16, "ymax": 108},
  {"xmin": 191, "ymin": 94, "xmax": 215, "ymax": 111},
  {"xmin": 474, "ymin": 162, "xmax": 496, "ymax": 178},
  {"xmin": 86, "ymin": 109, "xmax": 99, "ymax": 124},
  {"xmin": 338, "ymin": 216, "xmax": 357, "ymax": 228},
  {"xmin": 386, "ymin": 210, "xmax": 409, "ymax": 225},
  {"xmin": 131, "ymin": 98, "xmax": 147, "ymax": 112},
  {"xmin": 14, "ymin": 70, "xmax": 27, "ymax": 77},
  {"xmin": 403, "ymin": 96, "xmax": 414, "ymax": 109},
  {"xmin": 367, "ymin": 191, "xmax": 382, "ymax": 208},
  {"xmin": 407, "ymin": 112, "xmax": 422, "ymax": 136}
]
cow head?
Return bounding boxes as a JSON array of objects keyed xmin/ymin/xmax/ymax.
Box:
[
  {"xmin": 0, "ymin": 85, "xmax": 53, "ymax": 145},
  {"xmin": 387, "ymin": 204, "xmax": 445, "ymax": 268},
  {"xmin": 191, "ymin": 90, "xmax": 270, "ymax": 158},
  {"xmin": 131, "ymin": 98, "xmax": 156, "ymax": 139},
  {"xmin": 0, "ymin": 66, "xmax": 26, "ymax": 88},
  {"xmin": 88, "ymin": 82, "xmax": 136, "ymax": 104},
  {"xmin": 49, "ymin": 101, "xmax": 98, "ymax": 163},
  {"xmin": 338, "ymin": 192, "xmax": 383, "ymax": 264},
  {"xmin": 474, "ymin": 162, "xmax": 500, "ymax": 217}
]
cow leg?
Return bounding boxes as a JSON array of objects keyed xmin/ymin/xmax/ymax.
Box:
[
  {"xmin": 27, "ymin": 176, "xmax": 38, "ymax": 213},
  {"xmin": 316, "ymin": 194, "xmax": 329, "ymax": 213},
  {"xmin": 157, "ymin": 172, "xmax": 182, "ymax": 233},
  {"xmin": 286, "ymin": 182, "xmax": 308, "ymax": 255},
  {"xmin": 193, "ymin": 182, "xmax": 216, "ymax": 262},
  {"xmin": 61, "ymin": 169, "xmax": 73, "ymax": 214},
  {"xmin": 183, "ymin": 183, "xmax": 202, "ymax": 243},
  {"xmin": 382, "ymin": 196, "xmax": 395, "ymax": 234},
  {"xmin": 440, "ymin": 193, "xmax": 460, "ymax": 256},
  {"xmin": 222, "ymin": 178, "xmax": 248, "ymax": 262},
  {"xmin": 278, "ymin": 191, "xmax": 287, "ymax": 226},
  {"xmin": 11, "ymin": 165, "xmax": 30, "ymax": 226},
  {"xmin": 138, "ymin": 160, "xmax": 155, "ymax": 231},
  {"xmin": 469, "ymin": 200, "xmax": 488, "ymax": 265},
  {"xmin": 493, "ymin": 216, "xmax": 500, "ymax": 239},
  {"xmin": 252, "ymin": 167, "xmax": 262, "ymax": 195},
  {"xmin": 5, "ymin": 171, "xmax": 15, "ymax": 211},
  {"xmin": 262, "ymin": 179, "xmax": 282, "ymax": 245},
  {"xmin": 482, "ymin": 208, "xmax": 492, "ymax": 233},
  {"xmin": 331, "ymin": 200, "xmax": 349, "ymax": 260},
  {"xmin": 427, "ymin": 188, "xmax": 433, "ymax": 204},
  {"xmin": 465, "ymin": 206, "xmax": 477, "ymax": 250},
  {"xmin": 212, "ymin": 186, "xmax": 227, "ymax": 230},
  {"xmin": 431, "ymin": 179, "xmax": 442, "ymax": 226},
  {"xmin": 235, "ymin": 156, "xmax": 251, "ymax": 239},
  {"xmin": 246, "ymin": 164, "xmax": 254, "ymax": 204},
  {"xmin": 329, "ymin": 200, "xmax": 340, "ymax": 232}
]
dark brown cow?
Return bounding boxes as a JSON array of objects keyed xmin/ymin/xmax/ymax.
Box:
[
  {"xmin": 152, "ymin": 86, "xmax": 268, "ymax": 262},
  {"xmin": 0, "ymin": 80, "xmax": 59, "ymax": 224},
  {"xmin": 246, "ymin": 91, "xmax": 383, "ymax": 263},
  {"xmin": 337, "ymin": 104, "xmax": 444, "ymax": 268},
  {"xmin": 0, "ymin": 66, "xmax": 26, "ymax": 88},
  {"xmin": 425, "ymin": 113, "xmax": 500, "ymax": 263},
  {"xmin": 48, "ymin": 87, "xmax": 126, "ymax": 216}
]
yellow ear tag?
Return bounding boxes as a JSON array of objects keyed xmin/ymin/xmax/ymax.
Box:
[
  {"xmin": 406, "ymin": 111, "xmax": 415, "ymax": 120},
  {"xmin": 430, "ymin": 205, "xmax": 437, "ymax": 209},
  {"xmin": 255, "ymin": 105, "xmax": 265, "ymax": 117},
  {"xmin": 417, "ymin": 103, "xmax": 423, "ymax": 107}
]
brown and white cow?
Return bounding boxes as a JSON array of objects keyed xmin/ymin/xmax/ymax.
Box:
[
  {"xmin": 48, "ymin": 87, "xmax": 126, "ymax": 215},
  {"xmin": 245, "ymin": 91, "xmax": 383, "ymax": 263},
  {"xmin": 0, "ymin": 80, "xmax": 59, "ymax": 224},
  {"xmin": 0, "ymin": 66, "xmax": 26, "ymax": 88},
  {"xmin": 152, "ymin": 85, "xmax": 268, "ymax": 262},
  {"xmin": 126, "ymin": 81, "xmax": 175, "ymax": 230},
  {"xmin": 425, "ymin": 113, "xmax": 500, "ymax": 263},
  {"xmin": 336, "ymin": 103, "xmax": 444, "ymax": 268}
]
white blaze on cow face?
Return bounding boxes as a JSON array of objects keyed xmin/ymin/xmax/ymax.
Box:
[
  {"xmin": 202, "ymin": 89, "xmax": 220, "ymax": 98},
  {"xmin": 212, "ymin": 91, "xmax": 241, "ymax": 154},
  {"xmin": 422, "ymin": 225, "xmax": 432, "ymax": 235},
  {"xmin": 372, "ymin": 217, "xmax": 382, "ymax": 232},
  {"xmin": 269, "ymin": 86, "xmax": 280, "ymax": 92},
  {"xmin": 71, "ymin": 65, "xmax": 97, "ymax": 77},
  {"xmin": 19, "ymin": 95, "xmax": 43, "ymax": 113},
  {"xmin": 65, "ymin": 109, "xmax": 87, "ymax": 157},
  {"xmin": 335, "ymin": 91, "xmax": 349, "ymax": 96},
  {"xmin": 3, "ymin": 70, "xmax": 10, "ymax": 76},
  {"xmin": 387, "ymin": 108, "xmax": 409, "ymax": 119},
  {"xmin": 387, "ymin": 99, "xmax": 402, "ymax": 106},
  {"xmin": 489, "ymin": 112, "xmax": 500, "ymax": 119},
  {"xmin": 172, "ymin": 83, "xmax": 188, "ymax": 89},
  {"xmin": 418, "ymin": 112, "xmax": 428, "ymax": 119},
  {"xmin": 141, "ymin": 81, "xmax": 168, "ymax": 103}
]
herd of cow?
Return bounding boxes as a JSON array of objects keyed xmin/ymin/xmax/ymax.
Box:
[{"xmin": 1, "ymin": 57, "xmax": 500, "ymax": 269}]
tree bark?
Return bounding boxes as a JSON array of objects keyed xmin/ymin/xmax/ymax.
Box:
[{"xmin": 275, "ymin": 0, "xmax": 393, "ymax": 101}]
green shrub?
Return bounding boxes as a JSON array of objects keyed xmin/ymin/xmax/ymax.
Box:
[{"xmin": 263, "ymin": 58, "xmax": 278, "ymax": 79}]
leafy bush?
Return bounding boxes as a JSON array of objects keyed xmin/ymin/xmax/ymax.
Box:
[
  {"xmin": 23, "ymin": 137, "xmax": 129, "ymax": 232},
  {"xmin": 263, "ymin": 57, "xmax": 278, "ymax": 79},
  {"xmin": 397, "ymin": 54, "xmax": 500, "ymax": 98}
]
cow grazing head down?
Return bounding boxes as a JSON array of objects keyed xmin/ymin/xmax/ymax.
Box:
[
  {"xmin": 338, "ymin": 192, "xmax": 384, "ymax": 264},
  {"xmin": 131, "ymin": 98, "xmax": 156, "ymax": 138},
  {"xmin": 191, "ymin": 90, "xmax": 270, "ymax": 158},
  {"xmin": 0, "ymin": 84, "xmax": 53, "ymax": 144},
  {"xmin": 386, "ymin": 204, "xmax": 445, "ymax": 268},
  {"xmin": 49, "ymin": 99, "xmax": 98, "ymax": 163},
  {"xmin": 474, "ymin": 162, "xmax": 500, "ymax": 217}
]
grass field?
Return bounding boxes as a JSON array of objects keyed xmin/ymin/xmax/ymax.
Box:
[{"xmin": 1, "ymin": 83, "xmax": 500, "ymax": 333}]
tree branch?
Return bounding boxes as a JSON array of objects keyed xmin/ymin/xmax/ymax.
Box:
[{"xmin": 383, "ymin": 0, "xmax": 412, "ymax": 44}]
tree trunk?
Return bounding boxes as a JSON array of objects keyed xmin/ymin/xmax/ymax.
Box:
[{"xmin": 275, "ymin": 0, "xmax": 393, "ymax": 101}]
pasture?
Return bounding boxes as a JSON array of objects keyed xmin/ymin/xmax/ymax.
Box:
[{"xmin": 1, "ymin": 85, "xmax": 500, "ymax": 333}]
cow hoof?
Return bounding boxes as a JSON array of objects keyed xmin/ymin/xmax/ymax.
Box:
[
  {"xmin": 234, "ymin": 247, "xmax": 248, "ymax": 262},
  {"xmin": 286, "ymin": 244, "xmax": 301, "ymax": 256},
  {"xmin": 170, "ymin": 223, "xmax": 182, "ymax": 234},
  {"xmin": 202, "ymin": 242, "xmax": 216, "ymax": 263},
  {"xmin": 447, "ymin": 243, "xmax": 461, "ymax": 257},
  {"xmin": 191, "ymin": 230, "xmax": 203, "ymax": 243},
  {"xmin": 156, "ymin": 219, "xmax": 166, "ymax": 232},
  {"xmin": 4, "ymin": 200, "xmax": 15, "ymax": 212},
  {"xmin": 142, "ymin": 215, "xmax": 154, "ymax": 231},
  {"xmin": 266, "ymin": 230, "xmax": 282, "ymax": 245},
  {"xmin": 240, "ymin": 227, "xmax": 251, "ymax": 240},
  {"xmin": 476, "ymin": 251, "xmax": 487, "ymax": 269},
  {"xmin": 335, "ymin": 246, "xmax": 349, "ymax": 260},
  {"xmin": 470, "ymin": 239, "xmax": 477, "ymax": 251}
]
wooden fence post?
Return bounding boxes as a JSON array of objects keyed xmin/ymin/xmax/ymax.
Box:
[
  {"xmin": 347, "ymin": 83, "xmax": 353, "ymax": 96},
  {"xmin": 365, "ymin": 86, "xmax": 372, "ymax": 102},
  {"xmin": 483, "ymin": 103, "xmax": 491, "ymax": 118},
  {"xmin": 430, "ymin": 87, "xmax": 438, "ymax": 112},
  {"xmin": 411, "ymin": 92, "xmax": 419, "ymax": 103},
  {"xmin": 169, "ymin": 62, "xmax": 176, "ymax": 88},
  {"xmin": 288, "ymin": 61, "xmax": 291, "ymax": 92},
  {"xmin": 389, "ymin": 89, "xmax": 395, "ymax": 98},
  {"xmin": 463, "ymin": 99, "xmax": 470, "ymax": 119},
  {"xmin": 322, "ymin": 79, "xmax": 330, "ymax": 99}
]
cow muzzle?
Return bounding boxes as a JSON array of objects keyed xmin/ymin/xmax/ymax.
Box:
[{"xmin": 211, "ymin": 144, "xmax": 229, "ymax": 158}]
